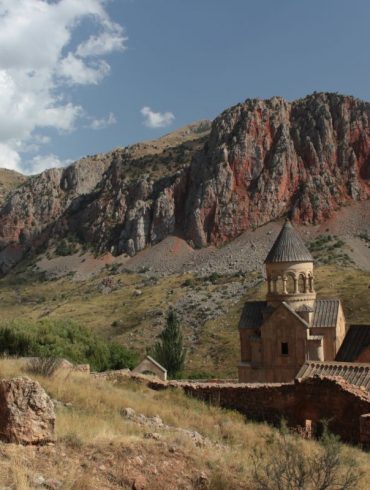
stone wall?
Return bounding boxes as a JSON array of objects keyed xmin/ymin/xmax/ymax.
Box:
[
  {"xmin": 149, "ymin": 376, "xmax": 370, "ymax": 446},
  {"xmin": 360, "ymin": 414, "xmax": 370, "ymax": 448}
]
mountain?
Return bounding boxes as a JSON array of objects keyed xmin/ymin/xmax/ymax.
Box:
[
  {"xmin": 0, "ymin": 93, "xmax": 369, "ymax": 272},
  {"xmin": 0, "ymin": 169, "xmax": 27, "ymax": 206},
  {"xmin": 186, "ymin": 92, "xmax": 369, "ymax": 247}
]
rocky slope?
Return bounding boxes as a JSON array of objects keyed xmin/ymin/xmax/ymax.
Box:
[
  {"xmin": 0, "ymin": 93, "xmax": 369, "ymax": 270},
  {"xmin": 0, "ymin": 155, "xmax": 111, "ymax": 272}
]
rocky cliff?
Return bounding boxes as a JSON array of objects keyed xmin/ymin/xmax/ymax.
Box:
[
  {"xmin": 0, "ymin": 93, "xmax": 369, "ymax": 268},
  {"xmin": 185, "ymin": 93, "xmax": 370, "ymax": 247}
]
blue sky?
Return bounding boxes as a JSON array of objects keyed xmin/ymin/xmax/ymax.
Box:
[{"xmin": 0, "ymin": 0, "xmax": 369, "ymax": 174}]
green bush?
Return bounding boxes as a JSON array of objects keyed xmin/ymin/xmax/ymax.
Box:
[
  {"xmin": 0, "ymin": 319, "xmax": 138, "ymax": 372},
  {"xmin": 55, "ymin": 239, "xmax": 78, "ymax": 256}
]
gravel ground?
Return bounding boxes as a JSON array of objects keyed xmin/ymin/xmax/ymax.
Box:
[{"xmin": 35, "ymin": 200, "xmax": 370, "ymax": 280}]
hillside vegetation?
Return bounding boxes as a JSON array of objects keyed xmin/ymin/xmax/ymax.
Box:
[
  {"xmin": 0, "ymin": 262, "xmax": 369, "ymax": 377},
  {"xmin": 0, "ymin": 358, "xmax": 368, "ymax": 489}
]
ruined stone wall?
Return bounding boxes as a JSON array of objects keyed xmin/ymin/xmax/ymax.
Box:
[{"xmin": 149, "ymin": 376, "xmax": 370, "ymax": 445}]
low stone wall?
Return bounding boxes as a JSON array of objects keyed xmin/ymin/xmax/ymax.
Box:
[{"xmin": 148, "ymin": 376, "xmax": 370, "ymax": 446}]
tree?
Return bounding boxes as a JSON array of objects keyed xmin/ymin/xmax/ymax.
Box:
[{"xmin": 152, "ymin": 310, "xmax": 186, "ymax": 378}]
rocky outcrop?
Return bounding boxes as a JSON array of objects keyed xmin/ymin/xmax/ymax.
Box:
[
  {"xmin": 74, "ymin": 93, "xmax": 369, "ymax": 254},
  {"xmin": 0, "ymin": 155, "xmax": 110, "ymax": 248},
  {"xmin": 0, "ymin": 155, "xmax": 110, "ymax": 272},
  {"xmin": 0, "ymin": 94, "xmax": 369, "ymax": 266},
  {"xmin": 0, "ymin": 377, "xmax": 55, "ymax": 444},
  {"xmin": 185, "ymin": 93, "xmax": 370, "ymax": 246},
  {"xmin": 0, "ymin": 169, "xmax": 27, "ymax": 207}
]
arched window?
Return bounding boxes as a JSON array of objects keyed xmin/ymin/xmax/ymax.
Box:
[
  {"xmin": 298, "ymin": 274, "xmax": 306, "ymax": 293},
  {"xmin": 276, "ymin": 275, "xmax": 285, "ymax": 294},
  {"xmin": 286, "ymin": 273, "xmax": 296, "ymax": 294},
  {"xmin": 308, "ymin": 274, "xmax": 314, "ymax": 292}
]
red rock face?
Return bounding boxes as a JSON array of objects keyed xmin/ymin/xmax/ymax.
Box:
[
  {"xmin": 184, "ymin": 93, "xmax": 370, "ymax": 247},
  {"xmin": 0, "ymin": 93, "xmax": 368, "ymax": 268}
]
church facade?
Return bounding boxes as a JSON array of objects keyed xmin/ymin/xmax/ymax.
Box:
[{"xmin": 238, "ymin": 220, "xmax": 346, "ymax": 383}]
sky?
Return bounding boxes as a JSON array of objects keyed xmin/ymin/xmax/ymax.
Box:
[{"xmin": 0, "ymin": 0, "xmax": 369, "ymax": 175}]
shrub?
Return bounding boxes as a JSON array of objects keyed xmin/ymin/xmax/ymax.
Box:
[
  {"xmin": 60, "ymin": 432, "xmax": 83, "ymax": 449},
  {"xmin": 207, "ymin": 272, "xmax": 221, "ymax": 284},
  {"xmin": 0, "ymin": 319, "xmax": 138, "ymax": 372},
  {"xmin": 55, "ymin": 239, "xmax": 78, "ymax": 256},
  {"xmin": 251, "ymin": 423, "xmax": 361, "ymax": 490},
  {"xmin": 0, "ymin": 327, "xmax": 33, "ymax": 356},
  {"xmin": 26, "ymin": 357, "xmax": 62, "ymax": 376}
]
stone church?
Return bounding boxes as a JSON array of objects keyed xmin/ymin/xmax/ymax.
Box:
[{"xmin": 238, "ymin": 220, "xmax": 347, "ymax": 383}]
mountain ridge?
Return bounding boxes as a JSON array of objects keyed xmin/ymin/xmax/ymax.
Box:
[{"xmin": 0, "ymin": 93, "xmax": 368, "ymax": 273}]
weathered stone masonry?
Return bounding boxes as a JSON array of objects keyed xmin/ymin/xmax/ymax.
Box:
[{"xmin": 149, "ymin": 376, "xmax": 370, "ymax": 446}]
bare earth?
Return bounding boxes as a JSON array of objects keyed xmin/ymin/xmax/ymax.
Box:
[{"xmin": 35, "ymin": 201, "xmax": 370, "ymax": 280}]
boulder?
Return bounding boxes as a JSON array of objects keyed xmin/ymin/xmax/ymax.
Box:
[{"xmin": 0, "ymin": 377, "xmax": 55, "ymax": 444}]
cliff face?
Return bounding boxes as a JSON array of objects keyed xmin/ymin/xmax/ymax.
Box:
[
  {"xmin": 0, "ymin": 155, "xmax": 111, "ymax": 248},
  {"xmin": 0, "ymin": 93, "xmax": 368, "ymax": 267},
  {"xmin": 185, "ymin": 93, "xmax": 370, "ymax": 247}
]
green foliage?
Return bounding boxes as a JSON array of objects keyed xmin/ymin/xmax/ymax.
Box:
[
  {"xmin": 207, "ymin": 272, "xmax": 221, "ymax": 284},
  {"xmin": 0, "ymin": 327, "xmax": 33, "ymax": 356},
  {"xmin": 108, "ymin": 342, "xmax": 137, "ymax": 370},
  {"xmin": 183, "ymin": 371, "xmax": 216, "ymax": 380},
  {"xmin": 0, "ymin": 319, "xmax": 138, "ymax": 372},
  {"xmin": 359, "ymin": 232, "xmax": 370, "ymax": 247},
  {"xmin": 151, "ymin": 310, "xmax": 186, "ymax": 378},
  {"xmin": 251, "ymin": 422, "xmax": 361, "ymax": 490},
  {"xmin": 55, "ymin": 239, "xmax": 78, "ymax": 256},
  {"xmin": 308, "ymin": 235, "xmax": 354, "ymax": 267},
  {"xmin": 182, "ymin": 278, "xmax": 195, "ymax": 288}
]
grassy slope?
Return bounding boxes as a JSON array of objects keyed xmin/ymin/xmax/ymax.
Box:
[
  {"xmin": 0, "ymin": 359, "xmax": 368, "ymax": 489},
  {"xmin": 0, "ymin": 264, "xmax": 369, "ymax": 378},
  {"xmin": 0, "ymin": 168, "xmax": 27, "ymax": 205}
]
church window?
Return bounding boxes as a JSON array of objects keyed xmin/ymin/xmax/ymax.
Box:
[
  {"xmin": 298, "ymin": 274, "xmax": 306, "ymax": 293},
  {"xmin": 286, "ymin": 274, "xmax": 295, "ymax": 293},
  {"xmin": 281, "ymin": 342, "xmax": 289, "ymax": 355}
]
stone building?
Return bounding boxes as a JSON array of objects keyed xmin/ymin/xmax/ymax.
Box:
[
  {"xmin": 132, "ymin": 355, "xmax": 167, "ymax": 381},
  {"xmin": 238, "ymin": 220, "xmax": 346, "ymax": 383},
  {"xmin": 335, "ymin": 325, "xmax": 370, "ymax": 362}
]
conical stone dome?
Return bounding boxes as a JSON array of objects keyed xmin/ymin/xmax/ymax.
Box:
[{"xmin": 265, "ymin": 220, "xmax": 313, "ymax": 264}]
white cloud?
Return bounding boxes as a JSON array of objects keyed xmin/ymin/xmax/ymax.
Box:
[
  {"xmin": 58, "ymin": 53, "xmax": 110, "ymax": 85},
  {"xmin": 0, "ymin": 143, "xmax": 21, "ymax": 171},
  {"xmin": 77, "ymin": 31, "xmax": 127, "ymax": 58},
  {"xmin": 26, "ymin": 153, "xmax": 74, "ymax": 175},
  {"xmin": 0, "ymin": 0, "xmax": 126, "ymax": 173},
  {"xmin": 89, "ymin": 112, "xmax": 117, "ymax": 130},
  {"xmin": 141, "ymin": 106, "xmax": 175, "ymax": 129}
]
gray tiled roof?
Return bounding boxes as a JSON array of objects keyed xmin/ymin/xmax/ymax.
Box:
[
  {"xmin": 296, "ymin": 304, "xmax": 314, "ymax": 312},
  {"xmin": 296, "ymin": 361, "xmax": 370, "ymax": 392},
  {"xmin": 265, "ymin": 220, "xmax": 313, "ymax": 263},
  {"xmin": 336, "ymin": 325, "xmax": 370, "ymax": 362},
  {"xmin": 239, "ymin": 299, "xmax": 340, "ymax": 329},
  {"xmin": 238, "ymin": 301, "xmax": 266, "ymax": 328},
  {"xmin": 312, "ymin": 299, "xmax": 340, "ymax": 328}
]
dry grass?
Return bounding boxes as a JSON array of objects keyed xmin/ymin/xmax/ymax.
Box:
[
  {"xmin": 0, "ymin": 168, "xmax": 27, "ymax": 206},
  {"xmin": 0, "ymin": 359, "xmax": 369, "ymax": 489},
  {"xmin": 0, "ymin": 264, "xmax": 369, "ymax": 378}
]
